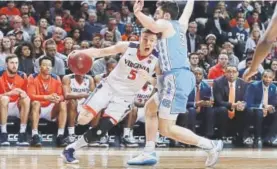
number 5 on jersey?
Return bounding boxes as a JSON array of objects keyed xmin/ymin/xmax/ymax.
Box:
[{"xmin": 128, "ymin": 69, "xmax": 137, "ymax": 80}]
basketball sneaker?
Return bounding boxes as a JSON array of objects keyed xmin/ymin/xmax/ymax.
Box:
[
  {"xmin": 88, "ymin": 141, "xmax": 100, "ymax": 147},
  {"xmin": 30, "ymin": 134, "xmax": 42, "ymax": 147},
  {"xmin": 56, "ymin": 135, "xmax": 67, "ymax": 147},
  {"xmin": 205, "ymin": 140, "xmax": 223, "ymax": 167},
  {"xmin": 99, "ymin": 134, "xmax": 109, "ymax": 147},
  {"xmin": 121, "ymin": 135, "xmax": 139, "ymax": 147},
  {"xmin": 61, "ymin": 148, "xmax": 79, "ymax": 164},
  {"xmin": 127, "ymin": 152, "xmax": 157, "ymax": 165},
  {"xmin": 65, "ymin": 134, "xmax": 77, "ymax": 144},
  {"xmin": 17, "ymin": 133, "xmax": 29, "ymax": 146},
  {"xmin": 0, "ymin": 133, "xmax": 10, "ymax": 146}
]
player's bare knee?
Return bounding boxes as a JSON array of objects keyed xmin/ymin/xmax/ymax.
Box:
[
  {"xmin": 78, "ymin": 110, "xmax": 93, "ymax": 125},
  {"xmin": 31, "ymin": 101, "xmax": 41, "ymax": 110},
  {"xmin": 21, "ymin": 96, "xmax": 30, "ymax": 105},
  {"xmin": 59, "ymin": 101, "xmax": 67, "ymax": 113},
  {"xmin": 0, "ymin": 96, "xmax": 9, "ymax": 106},
  {"xmin": 67, "ymin": 99, "xmax": 77, "ymax": 108}
]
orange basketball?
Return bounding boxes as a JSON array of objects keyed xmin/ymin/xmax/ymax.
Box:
[{"xmin": 68, "ymin": 52, "xmax": 93, "ymax": 75}]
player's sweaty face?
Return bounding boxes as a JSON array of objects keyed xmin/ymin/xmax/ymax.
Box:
[
  {"xmin": 40, "ymin": 60, "xmax": 52, "ymax": 75},
  {"xmin": 7, "ymin": 57, "xmax": 19, "ymax": 74},
  {"xmin": 139, "ymin": 33, "xmax": 157, "ymax": 56}
]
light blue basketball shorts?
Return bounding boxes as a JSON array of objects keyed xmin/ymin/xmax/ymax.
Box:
[{"xmin": 154, "ymin": 68, "xmax": 196, "ymax": 120}]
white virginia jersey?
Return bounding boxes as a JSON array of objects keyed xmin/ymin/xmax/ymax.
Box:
[
  {"xmin": 134, "ymin": 84, "xmax": 154, "ymax": 106},
  {"xmin": 106, "ymin": 42, "xmax": 158, "ymax": 96},
  {"xmin": 69, "ymin": 74, "xmax": 91, "ymax": 93}
]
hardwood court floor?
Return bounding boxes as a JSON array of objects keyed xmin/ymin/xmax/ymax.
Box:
[{"xmin": 0, "ymin": 147, "xmax": 276, "ymax": 169}]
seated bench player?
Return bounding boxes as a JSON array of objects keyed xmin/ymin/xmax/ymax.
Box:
[
  {"xmin": 62, "ymin": 73, "xmax": 95, "ymax": 144},
  {"xmin": 0, "ymin": 54, "xmax": 30, "ymax": 146},
  {"xmin": 27, "ymin": 56, "xmax": 67, "ymax": 147}
]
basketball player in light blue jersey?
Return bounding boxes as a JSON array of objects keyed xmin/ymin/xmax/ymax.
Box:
[{"xmin": 127, "ymin": 0, "xmax": 223, "ymax": 167}]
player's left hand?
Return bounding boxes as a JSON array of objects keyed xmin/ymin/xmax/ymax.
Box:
[{"xmin": 133, "ymin": 0, "xmax": 144, "ymax": 14}]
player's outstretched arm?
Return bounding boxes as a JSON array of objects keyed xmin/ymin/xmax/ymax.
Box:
[
  {"xmin": 178, "ymin": 0, "xmax": 195, "ymax": 32},
  {"xmin": 133, "ymin": 0, "xmax": 169, "ymax": 33},
  {"xmin": 247, "ymin": 5, "xmax": 277, "ymax": 76},
  {"xmin": 70, "ymin": 42, "xmax": 129, "ymax": 59}
]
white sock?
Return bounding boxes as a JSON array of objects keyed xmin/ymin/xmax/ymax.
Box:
[
  {"xmin": 123, "ymin": 128, "xmax": 131, "ymax": 137},
  {"xmin": 1, "ymin": 124, "xmax": 7, "ymax": 133},
  {"xmin": 57, "ymin": 128, "xmax": 65, "ymax": 136},
  {"xmin": 144, "ymin": 141, "xmax": 155, "ymax": 153},
  {"xmin": 156, "ymin": 131, "xmax": 160, "ymax": 142},
  {"xmin": 32, "ymin": 129, "xmax": 38, "ymax": 136},
  {"xmin": 197, "ymin": 137, "xmax": 213, "ymax": 150},
  {"xmin": 68, "ymin": 127, "xmax": 75, "ymax": 135},
  {"xmin": 20, "ymin": 124, "xmax": 27, "ymax": 133},
  {"xmin": 129, "ymin": 129, "xmax": 134, "ymax": 137},
  {"xmin": 66, "ymin": 135, "xmax": 87, "ymax": 150}
]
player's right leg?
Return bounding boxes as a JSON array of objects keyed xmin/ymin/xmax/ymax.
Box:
[
  {"xmin": 122, "ymin": 106, "xmax": 139, "ymax": 147},
  {"xmin": 66, "ymin": 99, "xmax": 78, "ymax": 144},
  {"xmin": 62, "ymin": 83, "xmax": 112, "ymax": 163},
  {"xmin": 17, "ymin": 96, "xmax": 31, "ymax": 146},
  {"xmin": 127, "ymin": 94, "xmax": 159, "ymax": 165},
  {"xmin": 0, "ymin": 96, "xmax": 11, "ymax": 146},
  {"xmin": 30, "ymin": 101, "xmax": 42, "ymax": 146}
]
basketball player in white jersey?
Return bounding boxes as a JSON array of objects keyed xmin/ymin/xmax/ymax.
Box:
[
  {"xmin": 62, "ymin": 28, "xmax": 159, "ymax": 164},
  {"xmin": 244, "ymin": 5, "xmax": 277, "ymax": 81},
  {"xmin": 128, "ymin": 0, "xmax": 222, "ymax": 167},
  {"xmin": 62, "ymin": 74, "xmax": 95, "ymax": 143}
]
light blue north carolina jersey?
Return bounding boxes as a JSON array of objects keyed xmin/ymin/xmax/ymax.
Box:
[{"xmin": 156, "ymin": 20, "xmax": 190, "ymax": 73}]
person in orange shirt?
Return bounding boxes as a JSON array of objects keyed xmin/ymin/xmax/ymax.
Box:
[
  {"xmin": 121, "ymin": 23, "xmax": 134, "ymax": 41},
  {"xmin": 27, "ymin": 56, "xmax": 67, "ymax": 147},
  {"xmin": 0, "ymin": 54, "xmax": 30, "ymax": 146},
  {"xmin": 0, "ymin": 2, "xmax": 20, "ymax": 17},
  {"xmin": 208, "ymin": 54, "xmax": 229, "ymax": 79}
]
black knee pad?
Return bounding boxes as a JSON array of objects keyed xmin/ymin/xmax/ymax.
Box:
[{"xmin": 84, "ymin": 117, "xmax": 115, "ymax": 143}]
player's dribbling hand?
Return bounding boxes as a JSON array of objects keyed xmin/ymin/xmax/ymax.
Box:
[
  {"xmin": 133, "ymin": 0, "xmax": 144, "ymax": 14},
  {"xmin": 243, "ymin": 68, "xmax": 258, "ymax": 82}
]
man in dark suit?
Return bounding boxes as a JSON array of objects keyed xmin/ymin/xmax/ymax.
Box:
[
  {"xmin": 186, "ymin": 21, "xmax": 203, "ymax": 53},
  {"xmin": 187, "ymin": 67, "xmax": 214, "ymax": 138},
  {"xmin": 213, "ymin": 65, "xmax": 248, "ymax": 144},
  {"xmin": 245, "ymin": 69, "xmax": 277, "ymax": 147}
]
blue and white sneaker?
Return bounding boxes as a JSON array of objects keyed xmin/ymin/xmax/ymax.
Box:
[
  {"xmin": 61, "ymin": 148, "xmax": 79, "ymax": 164},
  {"xmin": 127, "ymin": 152, "xmax": 157, "ymax": 165},
  {"xmin": 205, "ymin": 140, "xmax": 223, "ymax": 167}
]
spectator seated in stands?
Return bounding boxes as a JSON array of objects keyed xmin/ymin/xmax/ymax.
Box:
[
  {"xmin": 27, "ymin": 56, "xmax": 67, "ymax": 147},
  {"xmin": 228, "ymin": 17, "xmax": 248, "ymax": 59},
  {"xmin": 14, "ymin": 42, "xmax": 35, "ymax": 75},
  {"xmin": 177, "ymin": 67, "xmax": 214, "ymax": 138},
  {"xmin": 222, "ymin": 42, "xmax": 239, "ymax": 67},
  {"xmin": 7, "ymin": 16, "xmax": 30, "ymax": 42},
  {"xmin": 62, "ymin": 73, "xmax": 95, "ymax": 144},
  {"xmin": 186, "ymin": 21, "xmax": 203, "ymax": 53},
  {"xmin": 245, "ymin": 70, "xmax": 277, "ymax": 147},
  {"xmin": 208, "ymin": 53, "xmax": 229, "ymax": 79},
  {"xmin": 47, "ymin": 15, "xmax": 67, "ymax": 40},
  {"xmin": 52, "ymin": 27, "xmax": 65, "ymax": 53},
  {"xmin": 213, "ymin": 65, "xmax": 248, "ymax": 144},
  {"xmin": 34, "ymin": 39, "xmax": 66, "ymax": 76},
  {"xmin": 0, "ymin": 54, "xmax": 30, "ymax": 146}
]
